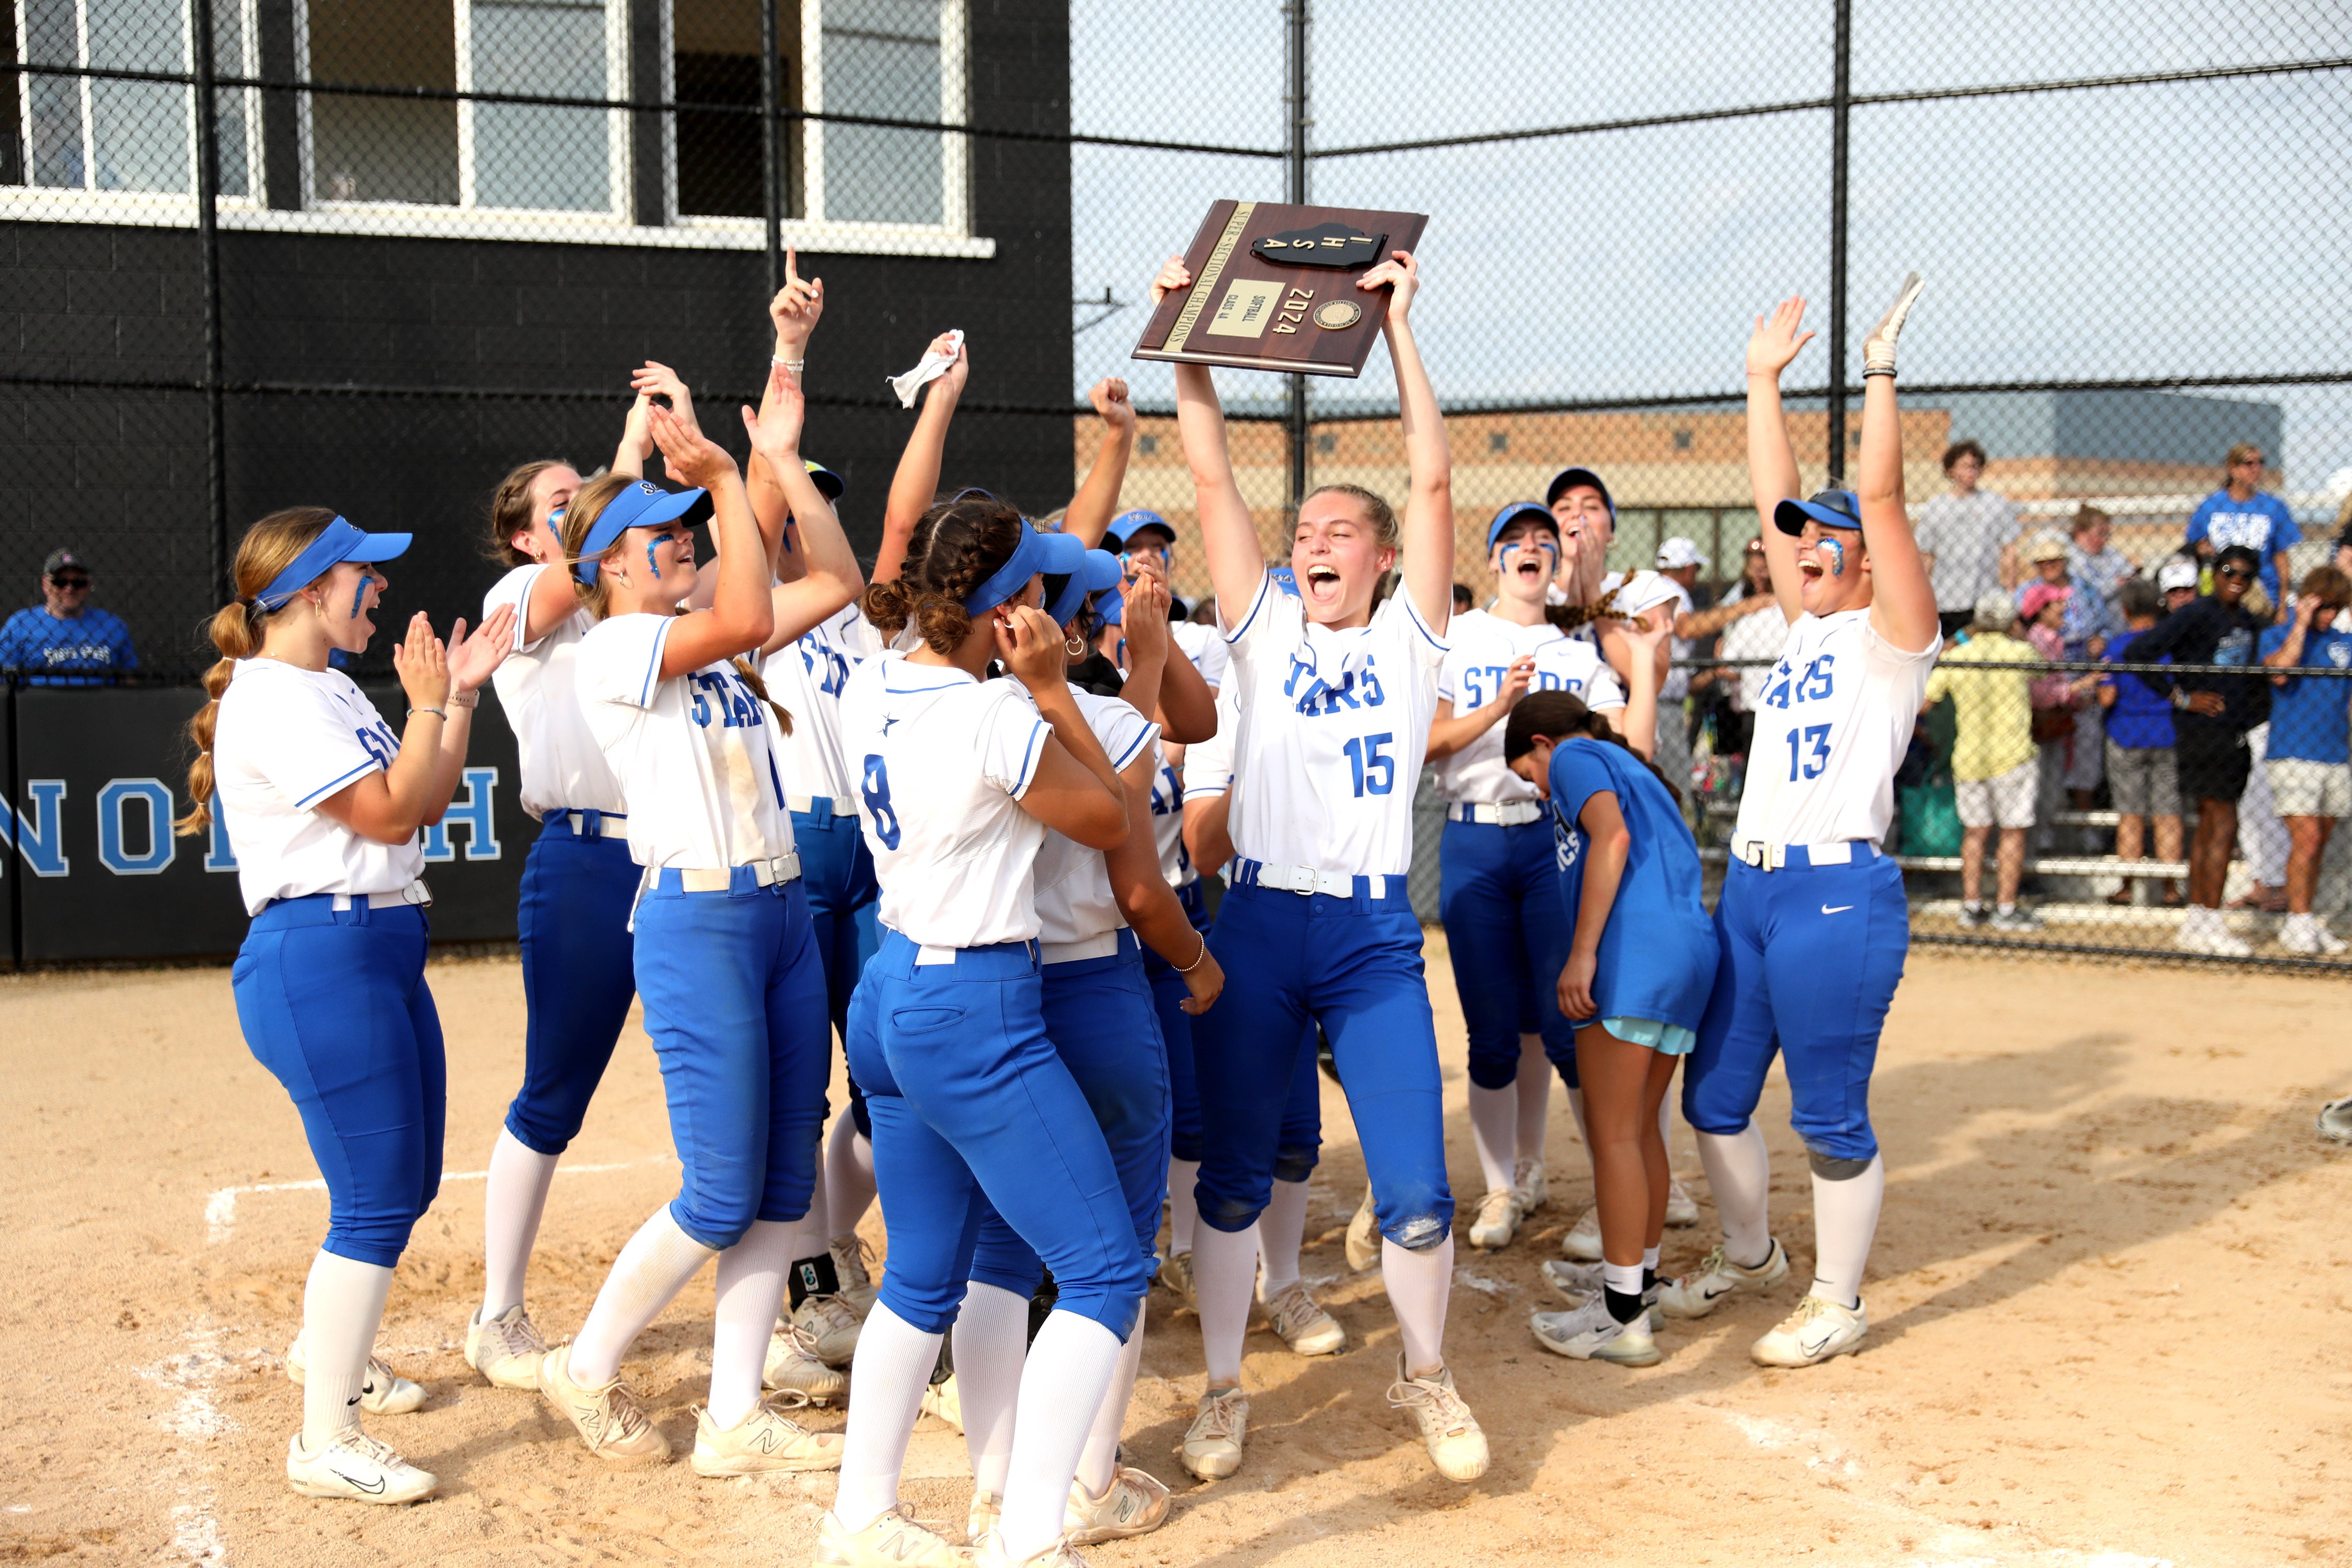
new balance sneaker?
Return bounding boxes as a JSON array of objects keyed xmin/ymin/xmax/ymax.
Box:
[
  {"xmin": 830, "ymin": 1233, "xmax": 881, "ymax": 1315},
  {"xmin": 966, "ymin": 1489, "xmax": 1000, "ymax": 1547},
  {"xmin": 464, "ymin": 1302, "xmax": 548, "ymax": 1391},
  {"xmin": 1529, "ymin": 1298, "xmax": 1661, "ymax": 1367},
  {"xmin": 690, "ymin": 1400, "xmax": 844, "ymax": 1476},
  {"xmin": 1512, "ymin": 1157, "xmax": 1549, "ymax": 1214},
  {"xmin": 285, "ymin": 1428, "xmax": 437, "ymax": 1504},
  {"xmin": 1750, "ymin": 1293, "xmax": 1867, "ymax": 1367},
  {"xmin": 795, "ymin": 1292, "xmax": 864, "ymax": 1367},
  {"xmin": 1559, "ymin": 1206, "xmax": 1603, "ymax": 1262},
  {"xmin": 974, "ymin": 1535, "xmax": 1088, "ymax": 1567},
  {"xmin": 1344, "ymin": 1184, "xmax": 1381, "ymax": 1272},
  {"xmin": 1179, "ymin": 1387, "xmax": 1248, "ymax": 1480},
  {"xmin": 1259, "ymin": 1279, "xmax": 1345, "ymax": 1356},
  {"xmin": 813, "ymin": 1508, "xmax": 971, "ymax": 1567},
  {"xmin": 2318, "ymin": 1095, "xmax": 2352, "ymax": 1145},
  {"xmin": 284, "ymin": 1336, "xmax": 426, "ymax": 1416},
  {"xmin": 1155, "ymin": 1248, "xmax": 1196, "ymax": 1310},
  {"xmin": 1065, "ymin": 1465, "xmax": 1171, "ymax": 1544},
  {"xmin": 1656, "ymin": 1238, "xmax": 1789, "ymax": 1319},
  {"xmin": 1539, "ymin": 1259, "xmax": 1659, "ymax": 1320},
  {"xmin": 1665, "ymin": 1178, "xmax": 1700, "ymax": 1228},
  {"xmin": 1385, "ymin": 1357, "xmax": 1488, "ymax": 1482},
  {"xmin": 920, "ymin": 1372, "xmax": 964, "ymax": 1433},
  {"xmin": 1467, "ymin": 1188, "xmax": 1523, "ymax": 1250},
  {"xmin": 536, "ymin": 1342, "xmax": 670, "ymax": 1466},
  {"xmin": 764, "ymin": 1319, "xmax": 849, "ymax": 1404}
]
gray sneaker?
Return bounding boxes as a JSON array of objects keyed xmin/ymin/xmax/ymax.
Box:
[
  {"xmin": 1988, "ymin": 906, "xmax": 2043, "ymax": 932},
  {"xmin": 1956, "ymin": 902, "xmax": 1988, "ymax": 929},
  {"xmin": 2318, "ymin": 1096, "xmax": 2352, "ymax": 1146}
]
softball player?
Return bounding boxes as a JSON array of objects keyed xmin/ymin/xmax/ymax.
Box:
[
  {"xmin": 1664, "ymin": 282, "xmax": 1940, "ymax": 1368},
  {"xmin": 1156, "ymin": 246, "xmax": 1488, "ymax": 1484},
  {"xmin": 540, "ymin": 369, "xmax": 862, "ymax": 1475},
  {"xmin": 179, "ymin": 508, "xmax": 514, "ymax": 1503},
  {"xmin": 821, "ymin": 499, "xmax": 1149, "ymax": 1568}
]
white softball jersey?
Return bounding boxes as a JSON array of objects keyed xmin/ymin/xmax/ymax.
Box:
[
  {"xmin": 760, "ymin": 601, "xmax": 877, "ymax": 803},
  {"xmin": 1433, "ymin": 610, "xmax": 1625, "ymax": 804},
  {"xmin": 1220, "ymin": 578, "xmax": 1448, "ymax": 878},
  {"xmin": 837, "ymin": 652, "xmax": 1053, "ymax": 949},
  {"xmin": 1171, "ymin": 618, "xmax": 1230, "ymax": 689},
  {"xmin": 1026, "ymin": 686, "xmax": 1160, "ymax": 947},
  {"xmin": 575, "ymin": 612, "xmax": 797, "ymax": 873},
  {"xmin": 1732, "ymin": 607, "xmax": 1941, "ymax": 849},
  {"xmin": 483, "ymin": 564, "xmax": 627, "ymax": 821},
  {"xmin": 1147, "ymin": 736, "xmax": 1196, "ymax": 890},
  {"xmin": 210, "ymin": 658, "xmax": 425, "ymax": 915},
  {"xmin": 1180, "ymin": 681, "xmax": 1242, "ymax": 804}
]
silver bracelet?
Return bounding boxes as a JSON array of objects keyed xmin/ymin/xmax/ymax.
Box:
[
  {"xmin": 772, "ymin": 356, "xmax": 806, "ymax": 372},
  {"xmin": 1175, "ymin": 934, "xmax": 1210, "ymax": 973}
]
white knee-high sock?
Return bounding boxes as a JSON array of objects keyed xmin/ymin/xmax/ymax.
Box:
[
  {"xmin": 300, "ymin": 1251, "xmax": 395, "ymax": 1449},
  {"xmin": 1193, "ymin": 1221, "xmax": 1260, "ymax": 1387},
  {"xmin": 708, "ymin": 1218, "xmax": 795, "ymax": 1428},
  {"xmin": 480, "ymin": 1129, "xmax": 559, "ymax": 1318},
  {"xmin": 1256, "ymin": 1179, "xmax": 1311, "ymax": 1298},
  {"xmin": 1693, "ymin": 1123, "xmax": 1772, "ymax": 1267},
  {"xmin": 1381, "ymin": 1235, "xmax": 1454, "ymax": 1378},
  {"xmin": 999, "ymin": 1312, "xmax": 1122, "ymax": 1561},
  {"xmin": 835, "ymin": 1303, "xmax": 941, "ymax": 1532},
  {"xmin": 953, "ymin": 1281, "xmax": 1031, "ymax": 1500},
  {"xmin": 1809, "ymin": 1154, "xmax": 1885, "ymax": 1309},
  {"xmin": 1514, "ymin": 1033, "xmax": 1551, "ymax": 1168},
  {"xmin": 1167, "ymin": 1158, "xmax": 1202, "ymax": 1255},
  {"xmin": 825, "ymin": 1111, "xmax": 878, "ymax": 1239},
  {"xmin": 570, "ymin": 1206, "xmax": 718, "ymax": 1387},
  {"xmin": 1075, "ymin": 1300, "xmax": 1146, "ymax": 1496},
  {"xmin": 1465, "ymin": 1083, "xmax": 1517, "ymax": 1196}
]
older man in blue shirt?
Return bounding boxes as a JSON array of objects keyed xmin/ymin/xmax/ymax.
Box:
[{"xmin": 0, "ymin": 549, "xmax": 139, "ymax": 686}]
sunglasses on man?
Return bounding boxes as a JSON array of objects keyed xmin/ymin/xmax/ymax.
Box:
[{"xmin": 50, "ymin": 575, "xmax": 90, "ymax": 590}]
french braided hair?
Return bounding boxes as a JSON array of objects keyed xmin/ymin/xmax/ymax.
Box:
[
  {"xmin": 1543, "ymin": 581, "xmax": 1630, "ymax": 634},
  {"xmin": 859, "ymin": 492, "xmax": 1025, "ymax": 653},
  {"xmin": 1502, "ymin": 688, "xmax": 1682, "ymax": 806}
]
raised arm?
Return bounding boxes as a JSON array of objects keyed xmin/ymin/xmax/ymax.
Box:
[
  {"xmin": 318, "ymin": 606, "xmax": 513, "ymax": 843},
  {"xmin": 1856, "ymin": 273, "xmax": 1939, "ymax": 652},
  {"xmin": 874, "ymin": 332, "xmax": 968, "ymax": 582},
  {"xmin": 1158, "ymin": 257, "xmax": 1266, "ymax": 626},
  {"xmin": 1064, "ymin": 377, "xmax": 1137, "ymax": 547},
  {"xmin": 1122, "ymin": 552, "xmax": 1215, "ymax": 742},
  {"xmin": 1365, "ymin": 251, "xmax": 1453, "ymax": 632},
  {"xmin": 748, "ymin": 249, "xmax": 826, "ymax": 554},
  {"xmin": 746, "ymin": 365, "xmax": 861, "ymax": 647},
  {"xmin": 1746, "ymin": 296, "xmax": 1814, "ymax": 626},
  {"xmin": 648, "ymin": 406, "xmax": 776, "ymax": 676}
]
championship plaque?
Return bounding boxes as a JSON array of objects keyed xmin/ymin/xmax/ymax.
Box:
[{"xmin": 1132, "ymin": 201, "xmax": 1430, "ymax": 377}]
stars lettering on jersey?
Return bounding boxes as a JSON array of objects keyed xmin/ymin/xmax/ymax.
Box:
[{"xmin": 1282, "ymin": 652, "xmax": 1387, "ymax": 716}]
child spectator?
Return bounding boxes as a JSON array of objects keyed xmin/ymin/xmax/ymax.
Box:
[
  {"xmin": 2020, "ymin": 581, "xmax": 2102, "ymax": 858},
  {"xmin": 2101, "ymin": 578, "xmax": 2185, "ymax": 907},
  {"xmin": 1923, "ymin": 592, "xmax": 2042, "ymax": 930},
  {"xmin": 2257, "ymin": 565, "xmax": 2352, "ymax": 954}
]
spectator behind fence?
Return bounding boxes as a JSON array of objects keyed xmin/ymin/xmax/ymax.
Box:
[
  {"xmin": 1453, "ymin": 581, "xmax": 1474, "ymax": 616},
  {"xmin": 0, "ymin": 549, "xmax": 138, "ymax": 686},
  {"xmin": 2065, "ymin": 505, "xmax": 2134, "ymax": 654},
  {"xmin": 2021, "ymin": 581, "xmax": 2103, "ymax": 858},
  {"xmin": 2101, "ymin": 575, "xmax": 2186, "ymax": 908},
  {"xmin": 2258, "ymin": 565, "xmax": 2352, "ymax": 955},
  {"xmin": 1923, "ymin": 591, "xmax": 2042, "ymax": 931},
  {"xmin": 2188, "ymin": 441, "xmax": 2298, "ymax": 602},
  {"xmin": 1915, "ymin": 439, "xmax": 2022, "ymax": 638},
  {"xmin": 2131, "ymin": 543, "xmax": 2272, "ymax": 957},
  {"xmin": 1697, "ymin": 536, "xmax": 1781, "ymax": 760}
]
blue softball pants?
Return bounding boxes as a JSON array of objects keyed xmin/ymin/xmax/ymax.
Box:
[
  {"xmin": 503, "ymin": 811, "xmax": 641, "ymax": 1155},
  {"xmin": 632, "ymin": 868, "xmax": 832, "ymax": 1250},
  {"xmin": 845, "ymin": 930, "xmax": 1148, "ymax": 1341},
  {"xmin": 1151, "ymin": 883, "xmax": 1323, "ymax": 1178},
  {"xmin": 232, "ymin": 898, "xmax": 443, "ymax": 1270},
  {"xmin": 1685, "ymin": 850, "xmax": 1909, "ymax": 1166},
  {"xmin": 1196, "ymin": 869, "xmax": 1452, "ymax": 1250},
  {"xmin": 793, "ymin": 801, "xmax": 882, "ymax": 1138},
  {"xmin": 970, "ymin": 931, "xmax": 1171, "ymax": 1296},
  {"xmin": 1436, "ymin": 816, "xmax": 1579, "ymax": 1090}
]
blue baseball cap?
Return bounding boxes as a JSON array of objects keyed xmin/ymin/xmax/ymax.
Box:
[
  {"xmin": 1773, "ymin": 488, "xmax": 1864, "ymax": 536},
  {"xmin": 1269, "ymin": 564, "xmax": 1301, "ymax": 598},
  {"xmin": 1114, "ymin": 509, "xmax": 1177, "ymax": 546},
  {"xmin": 253, "ymin": 516, "xmax": 411, "ymax": 612},
  {"xmin": 965, "ymin": 518, "xmax": 1088, "ymax": 614},
  {"xmin": 1544, "ymin": 465, "xmax": 1616, "ymax": 522},
  {"xmin": 1485, "ymin": 501, "xmax": 1558, "ymax": 554},
  {"xmin": 1047, "ymin": 547, "xmax": 1124, "ymax": 626},
  {"xmin": 574, "ymin": 480, "xmax": 712, "ymax": 583}
]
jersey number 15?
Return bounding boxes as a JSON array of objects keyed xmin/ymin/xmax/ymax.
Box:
[{"xmin": 1342, "ymin": 732, "xmax": 1396, "ymax": 797}]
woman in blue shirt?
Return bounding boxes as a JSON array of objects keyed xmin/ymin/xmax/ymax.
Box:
[{"xmin": 1503, "ymin": 686, "xmax": 1717, "ymax": 1370}]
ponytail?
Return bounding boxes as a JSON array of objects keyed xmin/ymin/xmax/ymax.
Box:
[
  {"xmin": 1502, "ymin": 688, "xmax": 1682, "ymax": 806},
  {"xmin": 732, "ymin": 655, "xmax": 793, "ymax": 735},
  {"xmin": 860, "ymin": 493, "xmax": 1025, "ymax": 655}
]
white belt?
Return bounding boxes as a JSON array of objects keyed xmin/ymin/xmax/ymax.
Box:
[
  {"xmin": 1040, "ymin": 931, "xmax": 1122, "ymax": 966},
  {"xmin": 788, "ymin": 794, "xmax": 856, "ymax": 815},
  {"xmin": 1447, "ymin": 800, "xmax": 1543, "ymax": 826},
  {"xmin": 332, "ymin": 880, "xmax": 432, "ymax": 911},
  {"xmin": 563, "ymin": 810, "xmax": 625, "ymax": 835},
  {"xmin": 1251, "ymin": 862, "xmax": 1361, "ymax": 897},
  {"xmin": 672, "ymin": 853, "xmax": 803, "ymax": 892},
  {"xmin": 1733, "ymin": 839, "xmax": 1876, "ymax": 871}
]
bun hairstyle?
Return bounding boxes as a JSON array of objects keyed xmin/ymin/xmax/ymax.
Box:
[
  {"xmin": 859, "ymin": 492, "xmax": 1027, "ymax": 653},
  {"xmin": 176, "ymin": 506, "xmax": 342, "ymax": 836},
  {"xmin": 484, "ymin": 459, "xmax": 573, "ymax": 567},
  {"xmin": 1302, "ymin": 483, "xmax": 1400, "ymax": 551},
  {"xmin": 1502, "ymin": 688, "xmax": 1682, "ymax": 806}
]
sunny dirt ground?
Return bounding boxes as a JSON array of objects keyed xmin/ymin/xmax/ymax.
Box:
[{"xmin": 3, "ymin": 939, "xmax": 2348, "ymax": 1567}]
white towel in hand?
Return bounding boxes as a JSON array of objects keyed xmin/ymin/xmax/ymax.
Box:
[{"xmin": 887, "ymin": 329, "xmax": 965, "ymax": 409}]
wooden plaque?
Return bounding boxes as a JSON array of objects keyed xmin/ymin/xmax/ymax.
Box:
[{"xmin": 1131, "ymin": 201, "xmax": 1430, "ymax": 378}]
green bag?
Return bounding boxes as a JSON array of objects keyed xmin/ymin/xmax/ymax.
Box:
[{"xmin": 1899, "ymin": 781, "xmax": 1962, "ymax": 857}]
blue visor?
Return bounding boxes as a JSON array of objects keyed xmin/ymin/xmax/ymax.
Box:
[
  {"xmin": 1047, "ymin": 548, "xmax": 1124, "ymax": 626},
  {"xmin": 1485, "ymin": 501, "xmax": 1559, "ymax": 554},
  {"xmin": 576, "ymin": 480, "xmax": 712, "ymax": 583},
  {"xmin": 802, "ymin": 459, "xmax": 845, "ymax": 501},
  {"xmin": 1773, "ymin": 488, "xmax": 1864, "ymax": 536},
  {"xmin": 965, "ymin": 520, "xmax": 1086, "ymax": 614},
  {"xmin": 253, "ymin": 517, "xmax": 411, "ymax": 612}
]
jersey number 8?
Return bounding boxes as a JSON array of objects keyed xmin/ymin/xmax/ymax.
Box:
[{"xmin": 860, "ymin": 754, "xmax": 902, "ymax": 849}]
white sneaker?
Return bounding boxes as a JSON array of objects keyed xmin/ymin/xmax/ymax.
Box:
[
  {"xmin": 2319, "ymin": 1095, "xmax": 2352, "ymax": 1145},
  {"xmin": 1065, "ymin": 1465, "xmax": 1171, "ymax": 1544},
  {"xmin": 920, "ymin": 1372, "xmax": 964, "ymax": 1433},
  {"xmin": 764, "ymin": 1319, "xmax": 849, "ymax": 1404},
  {"xmin": 1179, "ymin": 1387, "xmax": 1248, "ymax": 1480},
  {"xmin": 813, "ymin": 1508, "xmax": 971, "ymax": 1566},
  {"xmin": 2177, "ymin": 908, "xmax": 2252, "ymax": 958},
  {"xmin": 284, "ymin": 1336, "xmax": 426, "ymax": 1416},
  {"xmin": 536, "ymin": 1342, "xmax": 671, "ymax": 1466},
  {"xmin": 1665, "ymin": 1178, "xmax": 1700, "ymax": 1228},
  {"xmin": 1344, "ymin": 1184, "xmax": 1381, "ymax": 1272},
  {"xmin": 1559, "ymin": 1206, "xmax": 1603, "ymax": 1261},
  {"xmin": 285, "ymin": 1428, "xmax": 437, "ymax": 1504},
  {"xmin": 1656, "ymin": 1238, "xmax": 1789, "ymax": 1319},
  {"xmin": 795, "ymin": 1292, "xmax": 864, "ymax": 1367},
  {"xmin": 974, "ymin": 1534, "xmax": 1088, "ymax": 1567},
  {"xmin": 690, "ymin": 1400, "xmax": 844, "ymax": 1476},
  {"xmin": 1385, "ymin": 1357, "xmax": 1488, "ymax": 1482},
  {"xmin": 1539, "ymin": 1260, "xmax": 1659, "ymax": 1321},
  {"xmin": 2315, "ymin": 923, "xmax": 2349, "ymax": 956},
  {"xmin": 1529, "ymin": 1298, "xmax": 1660, "ymax": 1367},
  {"xmin": 1155, "ymin": 1248, "xmax": 1196, "ymax": 1310},
  {"xmin": 1512, "ymin": 1157, "xmax": 1549, "ymax": 1214},
  {"xmin": 830, "ymin": 1233, "xmax": 881, "ymax": 1315},
  {"xmin": 1467, "ymin": 1188, "xmax": 1523, "ymax": 1250},
  {"xmin": 464, "ymin": 1303, "xmax": 547, "ymax": 1391},
  {"xmin": 965, "ymin": 1489, "xmax": 1000, "ymax": 1547},
  {"xmin": 1750, "ymin": 1293, "xmax": 1868, "ymax": 1367},
  {"xmin": 1259, "ymin": 1279, "xmax": 1345, "ymax": 1356}
]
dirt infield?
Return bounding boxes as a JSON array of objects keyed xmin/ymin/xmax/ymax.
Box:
[{"xmin": 4, "ymin": 941, "xmax": 2347, "ymax": 1567}]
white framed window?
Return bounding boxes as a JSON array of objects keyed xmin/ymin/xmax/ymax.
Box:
[
  {"xmin": 14, "ymin": 0, "xmax": 260, "ymax": 198},
  {"xmin": 797, "ymin": 0, "xmax": 966, "ymax": 232}
]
